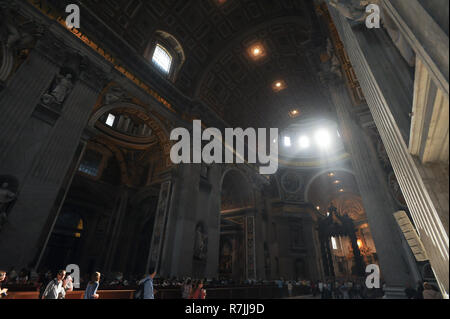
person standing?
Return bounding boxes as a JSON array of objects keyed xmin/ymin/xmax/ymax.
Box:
[
  {"xmin": 0, "ymin": 270, "xmax": 8, "ymax": 298},
  {"xmin": 139, "ymin": 268, "xmax": 157, "ymax": 299},
  {"xmin": 416, "ymin": 280, "xmax": 424, "ymax": 299},
  {"xmin": 84, "ymin": 272, "xmax": 101, "ymax": 299},
  {"xmin": 7, "ymin": 268, "xmax": 17, "ymax": 284},
  {"xmin": 422, "ymin": 282, "xmax": 442, "ymax": 299},
  {"xmin": 181, "ymin": 279, "xmax": 192, "ymax": 299},
  {"xmin": 404, "ymin": 284, "xmax": 417, "ymax": 299},
  {"xmin": 287, "ymin": 281, "xmax": 293, "ymax": 298},
  {"xmin": 318, "ymin": 281, "xmax": 324, "ymax": 299},
  {"xmin": 189, "ymin": 281, "xmax": 206, "ymax": 299},
  {"xmin": 340, "ymin": 283, "xmax": 350, "ymax": 299},
  {"xmin": 42, "ymin": 270, "xmax": 66, "ymax": 299},
  {"xmin": 64, "ymin": 273, "xmax": 74, "ymax": 292}
]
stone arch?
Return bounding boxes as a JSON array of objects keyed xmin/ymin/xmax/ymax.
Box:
[{"xmin": 89, "ymin": 101, "xmax": 173, "ymax": 169}]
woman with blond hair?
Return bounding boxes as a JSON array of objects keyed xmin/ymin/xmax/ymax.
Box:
[{"xmin": 84, "ymin": 272, "xmax": 101, "ymax": 299}]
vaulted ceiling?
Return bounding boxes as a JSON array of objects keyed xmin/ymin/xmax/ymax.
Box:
[{"xmin": 77, "ymin": 0, "xmax": 331, "ymax": 128}]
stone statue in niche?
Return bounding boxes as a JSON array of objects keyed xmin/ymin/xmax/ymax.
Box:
[
  {"xmin": 193, "ymin": 223, "xmax": 208, "ymax": 261},
  {"xmin": 0, "ymin": 181, "xmax": 17, "ymax": 232},
  {"xmin": 41, "ymin": 73, "xmax": 74, "ymax": 106}
]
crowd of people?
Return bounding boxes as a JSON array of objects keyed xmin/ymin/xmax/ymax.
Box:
[
  {"xmin": 404, "ymin": 281, "xmax": 442, "ymax": 299},
  {"xmin": 0, "ymin": 267, "xmax": 442, "ymax": 299},
  {"xmin": 312, "ymin": 279, "xmax": 380, "ymax": 299},
  {"xmin": 312, "ymin": 279, "xmax": 442, "ymax": 299},
  {"xmin": 0, "ymin": 267, "xmax": 206, "ymax": 300}
]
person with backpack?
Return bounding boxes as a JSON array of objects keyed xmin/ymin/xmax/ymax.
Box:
[{"xmin": 136, "ymin": 268, "xmax": 157, "ymax": 299}]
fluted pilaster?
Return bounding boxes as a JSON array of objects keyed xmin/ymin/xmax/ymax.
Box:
[{"xmin": 328, "ymin": 6, "xmax": 449, "ymax": 295}]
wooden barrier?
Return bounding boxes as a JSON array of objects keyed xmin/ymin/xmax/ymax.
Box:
[
  {"xmin": 3, "ymin": 290, "xmax": 135, "ymax": 300},
  {"xmin": 2, "ymin": 285, "xmax": 311, "ymax": 299}
]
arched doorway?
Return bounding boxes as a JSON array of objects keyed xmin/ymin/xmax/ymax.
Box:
[
  {"xmin": 38, "ymin": 95, "xmax": 172, "ymax": 277},
  {"xmin": 219, "ymin": 169, "xmax": 254, "ymax": 282}
]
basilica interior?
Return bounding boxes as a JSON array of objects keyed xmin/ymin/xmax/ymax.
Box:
[{"xmin": 0, "ymin": 0, "xmax": 448, "ymax": 299}]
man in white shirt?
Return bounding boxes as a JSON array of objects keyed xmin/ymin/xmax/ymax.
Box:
[{"xmin": 42, "ymin": 270, "xmax": 66, "ymax": 299}]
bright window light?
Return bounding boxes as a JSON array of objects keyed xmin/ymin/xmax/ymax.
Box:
[
  {"xmin": 152, "ymin": 44, "xmax": 172, "ymax": 74},
  {"xmin": 106, "ymin": 114, "xmax": 115, "ymax": 127},
  {"xmin": 284, "ymin": 136, "xmax": 291, "ymax": 147},
  {"xmin": 299, "ymin": 136, "xmax": 310, "ymax": 149},
  {"xmin": 331, "ymin": 237, "xmax": 338, "ymax": 250},
  {"xmin": 315, "ymin": 129, "xmax": 331, "ymax": 149}
]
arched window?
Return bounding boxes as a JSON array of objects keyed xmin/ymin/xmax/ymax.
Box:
[
  {"xmin": 144, "ymin": 30, "xmax": 185, "ymax": 82},
  {"xmin": 152, "ymin": 44, "xmax": 173, "ymax": 74},
  {"xmin": 105, "ymin": 113, "xmax": 116, "ymax": 127}
]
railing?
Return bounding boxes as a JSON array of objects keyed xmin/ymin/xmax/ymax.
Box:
[
  {"xmin": 3, "ymin": 290, "xmax": 135, "ymax": 299},
  {"xmin": 2, "ymin": 285, "xmax": 311, "ymax": 299}
]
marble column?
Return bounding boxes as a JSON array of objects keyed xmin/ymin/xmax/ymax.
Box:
[
  {"xmin": 205, "ymin": 165, "xmax": 222, "ymax": 279},
  {"xmin": 149, "ymin": 178, "xmax": 175, "ymax": 276},
  {"xmin": 330, "ymin": 83, "xmax": 414, "ymax": 298},
  {"xmin": 157, "ymin": 165, "xmax": 196, "ymax": 278}
]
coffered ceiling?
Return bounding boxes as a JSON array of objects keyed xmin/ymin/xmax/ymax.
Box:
[{"xmin": 65, "ymin": 0, "xmax": 331, "ymax": 128}]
